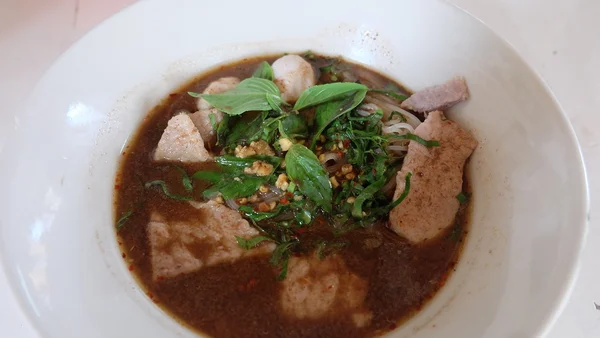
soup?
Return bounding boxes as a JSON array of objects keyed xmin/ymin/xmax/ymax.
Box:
[{"xmin": 114, "ymin": 52, "xmax": 476, "ymax": 337}]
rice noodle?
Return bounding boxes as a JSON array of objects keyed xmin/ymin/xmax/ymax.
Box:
[
  {"xmin": 225, "ymin": 199, "xmax": 239, "ymax": 210},
  {"xmin": 364, "ymin": 94, "xmax": 422, "ymax": 128},
  {"xmin": 356, "ymin": 103, "xmax": 380, "ymax": 116},
  {"xmin": 257, "ymin": 186, "xmax": 284, "ymax": 203},
  {"xmin": 382, "ymin": 123, "xmax": 415, "ymax": 135}
]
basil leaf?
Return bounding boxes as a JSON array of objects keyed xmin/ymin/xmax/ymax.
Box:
[
  {"xmin": 456, "ymin": 192, "xmax": 469, "ymax": 204},
  {"xmin": 189, "ymin": 78, "xmax": 283, "ymax": 115},
  {"xmin": 369, "ymin": 89, "xmax": 408, "ymax": 101},
  {"xmin": 294, "ymin": 82, "xmax": 369, "ymax": 111},
  {"xmin": 281, "ymin": 114, "xmax": 308, "ymax": 138},
  {"xmin": 285, "ymin": 144, "xmax": 332, "ymax": 212},
  {"xmin": 235, "ymin": 235, "xmax": 273, "ymax": 250},
  {"xmin": 387, "ymin": 133, "xmax": 440, "ymax": 147},
  {"xmin": 310, "ymin": 90, "xmax": 367, "ymax": 148},
  {"xmin": 216, "ymin": 114, "xmax": 233, "ymax": 146},
  {"xmin": 116, "ymin": 210, "xmax": 133, "ymax": 231},
  {"xmin": 252, "ymin": 61, "xmax": 274, "ymax": 81},
  {"xmin": 352, "ymin": 177, "xmax": 387, "ymax": 218},
  {"xmin": 226, "ymin": 113, "xmax": 265, "ymax": 147},
  {"xmin": 203, "ymin": 175, "xmax": 268, "ymax": 200},
  {"xmin": 145, "ymin": 180, "xmax": 192, "ymax": 201}
]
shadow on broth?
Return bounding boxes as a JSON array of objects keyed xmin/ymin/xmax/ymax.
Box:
[{"xmin": 114, "ymin": 52, "xmax": 475, "ymax": 338}]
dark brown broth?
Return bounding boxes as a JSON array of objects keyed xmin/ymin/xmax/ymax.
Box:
[{"xmin": 114, "ymin": 55, "xmax": 469, "ymax": 338}]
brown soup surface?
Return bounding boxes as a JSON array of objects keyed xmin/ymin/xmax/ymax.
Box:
[{"xmin": 114, "ymin": 54, "xmax": 469, "ymax": 338}]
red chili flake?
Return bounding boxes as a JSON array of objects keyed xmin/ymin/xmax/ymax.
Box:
[
  {"xmin": 118, "ymin": 241, "xmax": 122, "ymax": 246},
  {"xmin": 146, "ymin": 292, "xmax": 154, "ymax": 299},
  {"xmin": 336, "ymin": 151, "xmax": 343, "ymax": 157},
  {"xmin": 285, "ymin": 192, "xmax": 294, "ymax": 198},
  {"xmin": 128, "ymin": 264, "xmax": 134, "ymax": 271},
  {"xmin": 296, "ymin": 227, "xmax": 307, "ymax": 234},
  {"xmin": 168, "ymin": 93, "xmax": 177, "ymax": 98},
  {"xmin": 156, "ymin": 276, "xmax": 165, "ymax": 282},
  {"xmin": 121, "ymin": 253, "xmax": 126, "ymax": 258},
  {"xmin": 121, "ymin": 152, "xmax": 126, "ymax": 156},
  {"xmin": 327, "ymin": 284, "xmax": 334, "ymax": 290},
  {"xmin": 343, "ymin": 139, "xmax": 350, "ymax": 148},
  {"xmin": 114, "ymin": 184, "xmax": 121, "ymax": 190},
  {"xmin": 279, "ymin": 198, "xmax": 290, "ymax": 205},
  {"xmin": 389, "ymin": 323, "xmax": 397, "ymax": 330}
]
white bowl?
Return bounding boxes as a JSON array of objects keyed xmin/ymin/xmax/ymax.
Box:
[{"xmin": 0, "ymin": 0, "xmax": 588, "ymax": 337}]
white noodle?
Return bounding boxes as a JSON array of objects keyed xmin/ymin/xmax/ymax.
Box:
[
  {"xmin": 364, "ymin": 95, "xmax": 422, "ymax": 128},
  {"xmin": 382, "ymin": 123, "xmax": 414, "ymax": 134}
]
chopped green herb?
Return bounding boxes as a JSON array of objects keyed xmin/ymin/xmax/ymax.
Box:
[
  {"xmin": 208, "ymin": 112, "xmax": 217, "ymax": 130},
  {"xmin": 116, "ymin": 210, "xmax": 133, "ymax": 231},
  {"xmin": 145, "ymin": 180, "xmax": 193, "ymax": 201},
  {"xmin": 270, "ymin": 242, "xmax": 295, "ymax": 280},
  {"xmin": 456, "ymin": 192, "xmax": 469, "ymax": 204},
  {"xmin": 387, "ymin": 172, "xmax": 412, "ymax": 210},
  {"xmin": 369, "ymin": 89, "xmax": 408, "ymax": 101},
  {"xmin": 235, "ymin": 235, "xmax": 273, "ymax": 250},
  {"xmin": 171, "ymin": 165, "xmax": 193, "ymax": 192}
]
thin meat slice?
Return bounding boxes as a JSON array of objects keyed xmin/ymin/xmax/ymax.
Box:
[
  {"xmin": 148, "ymin": 201, "xmax": 274, "ymax": 281},
  {"xmin": 280, "ymin": 253, "xmax": 372, "ymax": 328},
  {"xmin": 389, "ymin": 111, "xmax": 477, "ymax": 243},
  {"xmin": 153, "ymin": 114, "xmax": 213, "ymax": 162},
  {"xmin": 400, "ymin": 77, "xmax": 469, "ymax": 113}
]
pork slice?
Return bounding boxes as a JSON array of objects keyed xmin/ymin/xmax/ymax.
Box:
[
  {"xmin": 280, "ymin": 254, "xmax": 372, "ymax": 328},
  {"xmin": 389, "ymin": 111, "xmax": 477, "ymax": 243},
  {"xmin": 188, "ymin": 108, "xmax": 222, "ymax": 149},
  {"xmin": 400, "ymin": 76, "xmax": 469, "ymax": 113},
  {"xmin": 148, "ymin": 201, "xmax": 274, "ymax": 281},
  {"xmin": 153, "ymin": 114, "xmax": 213, "ymax": 162}
]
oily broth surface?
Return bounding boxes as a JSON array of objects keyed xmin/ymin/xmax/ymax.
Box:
[{"xmin": 114, "ymin": 55, "xmax": 470, "ymax": 338}]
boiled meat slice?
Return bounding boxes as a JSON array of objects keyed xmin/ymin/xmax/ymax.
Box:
[
  {"xmin": 148, "ymin": 201, "xmax": 274, "ymax": 281},
  {"xmin": 153, "ymin": 114, "xmax": 212, "ymax": 162},
  {"xmin": 188, "ymin": 108, "xmax": 222, "ymax": 149},
  {"xmin": 272, "ymin": 55, "xmax": 316, "ymax": 104},
  {"xmin": 389, "ymin": 111, "xmax": 477, "ymax": 243},
  {"xmin": 400, "ymin": 77, "xmax": 469, "ymax": 113},
  {"xmin": 280, "ymin": 253, "xmax": 372, "ymax": 328}
]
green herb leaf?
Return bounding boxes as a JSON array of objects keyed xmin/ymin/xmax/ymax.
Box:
[
  {"xmin": 270, "ymin": 242, "xmax": 295, "ymax": 280},
  {"xmin": 203, "ymin": 175, "xmax": 268, "ymax": 200},
  {"xmin": 285, "ymin": 144, "xmax": 332, "ymax": 212},
  {"xmin": 171, "ymin": 165, "xmax": 193, "ymax": 192},
  {"xmin": 235, "ymin": 235, "xmax": 274, "ymax": 250},
  {"xmin": 145, "ymin": 180, "xmax": 193, "ymax": 201},
  {"xmin": 280, "ymin": 114, "xmax": 308, "ymax": 138},
  {"xmin": 387, "ymin": 133, "xmax": 440, "ymax": 147},
  {"xmin": 352, "ymin": 177, "xmax": 387, "ymax": 218},
  {"xmin": 293, "ymin": 82, "xmax": 369, "ymax": 111},
  {"xmin": 189, "ymin": 78, "xmax": 283, "ymax": 115},
  {"xmin": 191, "ymin": 171, "xmax": 223, "ymax": 183},
  {"xmin": 208, "ymin": 112, "xmax": 217, "ymax": 130},
  {"xmin": 215, "ymin": 154, "xmax": 282, "ymax": 169},
  {"xmin": 369, "ymin": 89, "xmax": 408, "ymax": 101},
  {"xmin": 252, "ymin": 61, "xmax": 274, "ymax": 81},
  {"xmin": 388, "ymin": 172, "xmax": 412, "ymax": 210},
  {"xmin": 239, "ymin": 205, "xmax": 283, "ymax": 222},
  {"xmin": 216, "ymin": 114, "xmax": 234, "ymax": 146},
  {"xmin": 310, "ymin": 89, "xmax": 368, "ymax": 148},
  {"xmin": 226, "ymin": 113, "xmax": 265, "ymax": 147},
  {"xmin": 456, "ymin": 192, "xmax": 469, "ymax": 204},
  {"xmin": 116, "ymin": 210, "xmax": 133, "ymax": 231}
]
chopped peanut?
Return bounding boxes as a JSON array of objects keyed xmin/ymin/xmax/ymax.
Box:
[
  {"xmin": 259, "ymin": 185, "xmax": 270, "ymax": 193},
  {"xmin": 238, "ymin": 197, "xmax": 248, "ymax": 205},
  {"xmin": 338, "ymin": 141, "xmax": 344, "ymax": 149},
  {"xmin": 278, "ymin": 138, "xmax": 293, "ymax": 151},
  {"xmin": 341, "ymin": 164, "xmax": 353, "ymax": 175},
  {"xmin": 330, "ymin": 176, "xmax": 340, "ymax": 188},
  {"xmin": 319, "ymin": 135, "xmax": 326, "ymax": 142},
  {"xmin": 234, "ymin": 177, "xmax": 242, "ymax": 182},
  {"xmin": 244, "ymin": 161, "xmax": 274, "ymax": 176},
  {"xmin": 268, "ymin": 201, "xmax": 277, "ymax": 210},
  {"xmin": 346, "ymin": 196, "xmax": 356, "ymax": 203},
  {"xmin": 248, "ymin": 194, "xmax": 259, "ymax": 203},
  {"xmin": 213, "ymin": 196, "xmax": 224, "ymax": 204},
  {"xmin": 318, "ymin": 154, "xmax": 326, "ymax": 162},
  {"xmin": 276, "ymin": 174, "xmax": 290, "ymax": 191},
  {"xmin": 293, "ymin": 195, "xmax": 304, "ymax": 201},
  {"xmin": 316, "ymin": 145, "xmax": 323, "ymax": 151},
  {"xmin": 235, "ymin": 140, "xmax": 275, "ymax": 158},
  {"xmin": 345, "ymin": 172, "xmax": 356, "ymax": 180},
  {"xmin": 330, "ymin": 143, "xmax": 338, "ymax": 151}
]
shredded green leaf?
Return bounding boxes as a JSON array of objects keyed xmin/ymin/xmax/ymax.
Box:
[
  {"xmin": 144, "ymin": 180, "xmax": 193, "ymax": 201},
  {"xmin": 270, "ymin": 242, "xmax": 295, "ymax": 280},
  {"xmin": 387, "ymin": 172, "xmax": 412, "ymax": 210},
  {"xmin": 171, "ymin": 165, "xmax": 193, "ymax": 192},
  {"xmin": 386, "ymin": 133, "xmax": 440, "ymax": 147},
  {"xmin": 116, "ymin": 210, "xmax": 133, "ymax": 231},
  {"xmin": 369, "ymin": 89, "xmax": 408, "ymax": 101},
  {"xmin": 456, "ymin": 192, "xmax": 469, "ymax": 204},
  {"xmin": 235, "ymin": 235, "xmax": 273, "ymax": 250}
]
